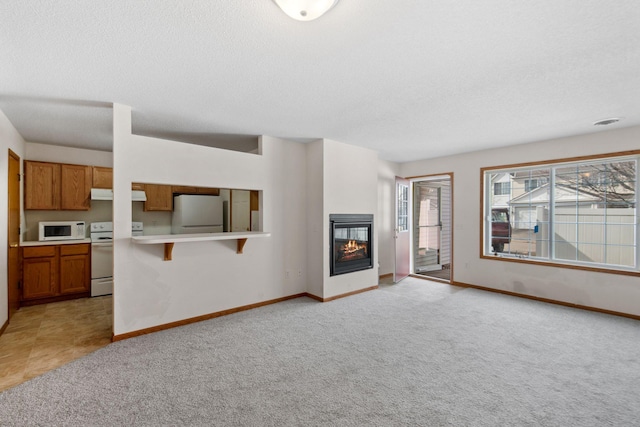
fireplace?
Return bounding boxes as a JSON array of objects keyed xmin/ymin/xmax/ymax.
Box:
[{"xmin": 330, "ymin": 214, "xmax": 373, "ymax": 276}]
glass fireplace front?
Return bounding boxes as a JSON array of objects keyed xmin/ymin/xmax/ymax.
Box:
[{"xmin": 330, "ymin": 214, "xmax": 373, "ymax": 276}]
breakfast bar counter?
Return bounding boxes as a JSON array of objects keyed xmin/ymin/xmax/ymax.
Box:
[{"xmin": 132, "ymin": 231, "xmax": 271, "ymax": 260}]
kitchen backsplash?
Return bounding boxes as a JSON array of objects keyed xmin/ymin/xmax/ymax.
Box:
[
  {"xmin": 23, "ymin": 200, "xmax": 113, "ymax": 241},
  {"xmin": 132, "ymin": 202, "xmax": 171, "ymax": 235}
]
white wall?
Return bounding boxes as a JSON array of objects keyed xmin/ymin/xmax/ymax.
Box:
[
  {"xmin": 112, "ymin": 104, "xmax": 308, "ymax": 335},
  {"xmin": 399, "ymin": 125, "xmax": 640, "ymax": 316},
  {"xmin": 0, "ymin": 109, "xmax": 26, "ymax": 327},
  {"xmin": 377, "ymin": 159, "xmax": 401, "ymax": 276},
  {"xmin": 306, "ymin": 140, "xmax": 324, "ymax": 298},
  {"xmin": 25, "ymin": 142, "xmax": 112, "ymax": 167},
  {"xmin": 306, "ymin": 139, "xmax": 379, "ymax": 299}
]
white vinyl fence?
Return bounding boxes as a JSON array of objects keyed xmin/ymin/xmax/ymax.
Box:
[{"xmin": 535, "ymin": 207, "xmax": 636, "ymax": 267}]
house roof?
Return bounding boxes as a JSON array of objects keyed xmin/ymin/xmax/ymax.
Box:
[
  {"xmin": 1, "ymin": 1, "xmax": 639, "ymax": 161},
  {"xmin": 510, "ymin": 183, "xmax": 606, "ymax": 205}
]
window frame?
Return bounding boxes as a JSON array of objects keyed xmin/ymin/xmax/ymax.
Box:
[{"xmin": 480, "ymin": 150, "xmax": 640, "ymax": 277}]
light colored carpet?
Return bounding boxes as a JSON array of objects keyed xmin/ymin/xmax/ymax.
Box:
[{"xmin": 1, "ymin": 278, "xmax": 639, "ymax": 426}]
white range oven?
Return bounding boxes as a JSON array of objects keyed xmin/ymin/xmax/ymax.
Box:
[{"xmin": 90, "ymin": 222, "xmax": 143, "ymax": 297}]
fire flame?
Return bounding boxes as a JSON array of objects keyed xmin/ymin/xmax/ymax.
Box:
[{"xmin": 342, "ymin": 240, "xmax": 367, "ymax": 255}]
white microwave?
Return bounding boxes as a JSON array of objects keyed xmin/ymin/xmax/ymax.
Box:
[{"xmin": 38, "ymin": 221, "xmax": 86, "ymax": 242}]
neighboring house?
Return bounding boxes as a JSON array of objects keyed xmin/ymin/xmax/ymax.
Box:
[
  {"xmin": 489, "ymin": 172, "xmax": 512, "ymax": 208},
  {"xmin": 508, "ymin": 183, "xmax": 601, "ymax": 230},
  {"xmin": 511, "ymin": 170, "xmax": 548, "ymax": 200},
  {"xmin": 494, "ymin": 164, "xmax": 634, "ymax": 230}
]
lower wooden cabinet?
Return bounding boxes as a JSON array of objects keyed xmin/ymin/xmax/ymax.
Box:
[
  {"xmin": 21, "ymin": 243, "xmax": 90, "ymax": 304},
  {"xmin": 22, "ymin": 246, "xmax": 58, "ymax": 300},
  {"xmin": 59, "ymin": 244, "xmax": 91, "ymax": 295}
]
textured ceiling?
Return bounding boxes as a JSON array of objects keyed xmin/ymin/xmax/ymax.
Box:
[{"xmin": 1, "ymin": 1, "xmax": 639, "ymax": 162}]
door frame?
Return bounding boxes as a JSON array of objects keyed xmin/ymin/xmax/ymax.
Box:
[
  {"xmin": 7, "ymin": 149, "xmax": 21, "ymax": 323},
  {"xmin": 407, "ymin": 172, "xmax": 454, "ymax": 283},
  {"xmin": 414, "ymin": 184, "xmax": 443, "ymax": 272}
]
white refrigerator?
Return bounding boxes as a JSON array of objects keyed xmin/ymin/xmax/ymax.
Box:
[{"xmin": 172, "ymin": 195, "xmax": 224, "ymax": 234}]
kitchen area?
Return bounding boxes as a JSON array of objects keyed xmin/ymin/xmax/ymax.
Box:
[
  {"xmin": 20, "ymin": 162, "xmax": 116, "ymax": 304},
  {"xmin": 2, "ymin": 159, "xmax": 117, "ymax": 391},
  {"xmin": 20, "ymin": 161, "xmax": 260, "ymax": 307},
  {"xmin": 2, "ymin": 153, "xmax": 261, "ymax": 391}
]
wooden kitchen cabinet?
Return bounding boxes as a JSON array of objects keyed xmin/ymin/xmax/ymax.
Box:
[
  {"xmin": 21, "ymin": 243, "xmax": 90, "ymax": 305},
  {"xmin": 92, "ymin": 166, "xmax": 113, "ymax": 189},
  {"xmin": 172, "ymin": 185, "xmax": 199, "ymax": 194},
  {"xmin": 143, "ymin": 184, "xmax": 173, "ymax": 211},
  {"xmin": 60, "ymin": 163, "xmax": 92, "ymax": 210},
  {"xmin": 172, "ymin": 185, "xmax": 220, "ymax": 196},
  {"xmin": 59, "ymin": 244, "xmax": 91, "ymax": 295},
  {"xmin": 134, "ymin": 183, "xmax": 221, "ymax": 211},
  {"xmin": 24, "ymin": 161, "xmax": 61, "ymax": 210},
  {"xmin": 24, "ymin": 161, "xmax": 92, "ymax": 210},
  {"xmin": 21, "ymin": 246, "xmax": 58, "ymax": 300},
  {"xmin": 197, "ymin": 187, "xmax": 220, "ymax": 196}
]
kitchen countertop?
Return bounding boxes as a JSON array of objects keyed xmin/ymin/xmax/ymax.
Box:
[
  {"xmin": 21, "ymin": 238, "xmax": 92, "ymax": 247},
  {"xmin": 132, "ymin": 231, "xmax": 271, "ymax": 260},
  {"xmin": 131, "ymin": 231, "xmax": 270, "ymax": 244}
]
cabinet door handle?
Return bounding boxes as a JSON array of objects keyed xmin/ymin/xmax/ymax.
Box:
[{"xmin": 9, "ymin": 243, "xmax": 18, "ymax": 248}]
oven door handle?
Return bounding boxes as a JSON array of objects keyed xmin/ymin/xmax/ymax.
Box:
[{"xmin": 92, "ymin": 242, "xmax": 113, "ymax": 248}]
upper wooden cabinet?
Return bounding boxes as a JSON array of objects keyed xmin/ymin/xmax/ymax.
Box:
[
  {"xmin": 25, "ymin": 161, "xmax": 92, "ymax": 210},
  {"xmin": 172, "ymin": 185, "xmax": 220, "ymax": 196},
  {"xmin": 143, "ymin": 183, "xmax": 173, "ymax": 211},
  {"xmin": 60, "ymin": 163, "xmax": 92, "ymax": 210},
  {"xmin": 92, "ymin": 166, "xmax": 113, "ymax": 189},
  {"xmin": 172, "ymin": 185, "xmax": 199, "ymax": 194},
  {"xmin": 24, "ymin": 161, "xmax": 61, "ymax": 210},
  {"xmin": 196, "ymin": 187, "xmax": 220, "ymax": 196},
  {"xmin": 133, "ymin": 182, "xmax": 222, "ymax": 211}
]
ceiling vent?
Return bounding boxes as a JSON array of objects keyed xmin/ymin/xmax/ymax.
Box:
[{"xmin": 593, "ymin": 118, "xmax": 621, "ymax": 126}]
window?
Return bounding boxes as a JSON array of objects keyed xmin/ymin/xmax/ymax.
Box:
[
  {"xmin": 482, "ymin": 153, "xmax": 638, "ymax": 274},
  {"xmin": 493, "ymin": 182, "xmax": 510, "ymax": 195},
  {"xmin": 397, "ymin": 184, "xmax": 409, "ymax": 232},
  {"xmin": 525, "ymin": 179, "xmax": 541, "ymax": 192}
]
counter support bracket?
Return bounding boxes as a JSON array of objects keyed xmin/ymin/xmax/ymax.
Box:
[
  {"xmin": 237, "ymin": 238, "xmax": 248, "ymax": 254},
  {"xmin": 164, "ymin": 243, "xmax": 174, "ymax": 261}
]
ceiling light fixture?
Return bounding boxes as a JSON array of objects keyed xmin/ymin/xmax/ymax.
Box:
[
  {"xmin": 272, "ymin": 0, "xmax": 339, "ymax": 21},
  {"xmin": 593, "ymin": 118, "xmax": 621, "ymax": 126}
]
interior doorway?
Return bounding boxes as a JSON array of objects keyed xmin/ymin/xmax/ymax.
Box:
[{"xmin": 412, "ymin": 175, "xmax": 452, "ymax": 282}]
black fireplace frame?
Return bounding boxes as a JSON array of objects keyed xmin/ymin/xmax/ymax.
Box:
[{"xmin": 330, "ymin": 214, "xmax": 374, "ymax": 276}]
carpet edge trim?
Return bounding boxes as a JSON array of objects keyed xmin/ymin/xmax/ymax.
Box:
[
  {"xmin": 112, "ymin": 286, "xmax": 381, "ymax": 341},
  {"xmin": 112, "ymin": 292, "xmax": 308, "ymax": 342},
  {"xmin": 321, "ymin": 286, "xmax": 379, "ymax": 302},
  {"xmin": 452, "ymin": 280, "xmax": 640, "ymax": 321}
]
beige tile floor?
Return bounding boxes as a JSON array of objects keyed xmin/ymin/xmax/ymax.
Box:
[{"xmin": 0, "ymin": 296, "xmax": 112, "ymax": 392}]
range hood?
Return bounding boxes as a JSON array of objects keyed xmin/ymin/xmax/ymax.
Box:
[
  {"xmin": 131, "ymin": 190, "xmax": 147, "ymax": 202},
  {"xmin": 91, "ymin": 188, "xmax": 113, "ymax": 200},
  {"xmin": 91, "ymin": 188, "xmax": 147, "ymax": 202}
]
